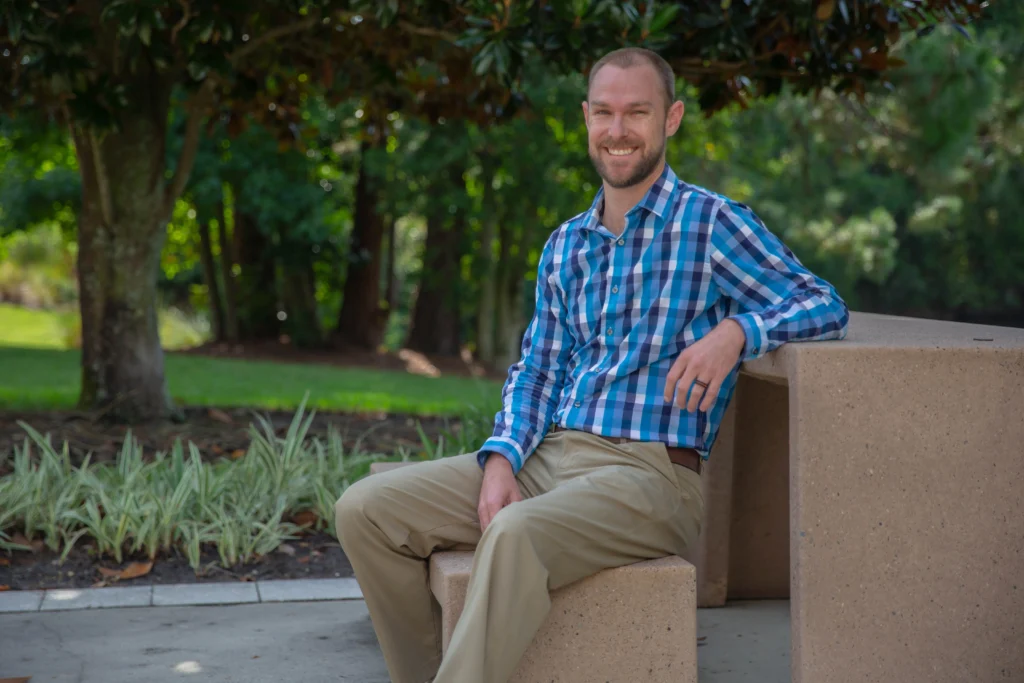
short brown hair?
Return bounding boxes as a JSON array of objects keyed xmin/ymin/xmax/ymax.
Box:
[{"xmin": 587, "ymin": 48, "xmax": 676, "ymax": 110}]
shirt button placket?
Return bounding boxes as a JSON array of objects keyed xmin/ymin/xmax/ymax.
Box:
[{"xmin": 607, "ymin": 234, "xmax": 623, "ymax": 340}]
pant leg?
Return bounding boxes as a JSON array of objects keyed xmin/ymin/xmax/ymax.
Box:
[
  {"xmin": 334, "ymin": 440, "xmax": 560, "ymax": 683},
  {"xmin": 433, "ymin": 431, "xmax": 704, "ymax": 683}
]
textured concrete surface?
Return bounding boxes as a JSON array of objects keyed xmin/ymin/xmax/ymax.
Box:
[
  {"xmin": 699, "ymin": 600, "xmax": 790, "ymax": 683},
  {"xmin": 0, "ymin": 600, "xmax": 391, "ymax": 683},
  {"xmin": 789, "ymin": 338, "xmax": 1024, "ymax": 683},
  {"xmin": 715, "ymin": 312, "xmax": 1024, "ymax": 683},
  {"xmin": 727, "ymin": 375, "xmax": 790, "ymax": 600},
  {"xmin": 0, "ymin": 589, "xmax": 43, "ymax": 613},
  {"xmin": 693, "ymin": 397, "xmax": 737, "ymax": 607},
  {"xmin": 41, "ymin": 585, "xmax": 153, "ymax": 611},
  {"xmin": 0, "ymin": 578, "xmax": 364, "ymax": 614},
  {"xmin": 0, "ymin": 599, "xmax": 788, "ymax": 683},
  {"xmin": 152, "ymin": 581, "xmax": 259, "ymax": 606},
  {"xmin": 257, "ymin": 578, "xmax": 362, "ymax": 602},
  {"xmin": 430, "ymin": 550, "xmax": 697, "ymax": 683}
]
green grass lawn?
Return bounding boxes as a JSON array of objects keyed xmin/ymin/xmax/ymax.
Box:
[
  {"xmin": 0, "ymin": 346, "xmax": 504, "ymax": 415},
  {"xmin": 0, "ymin": 305, "xmax": 504, "ymax": 416}
]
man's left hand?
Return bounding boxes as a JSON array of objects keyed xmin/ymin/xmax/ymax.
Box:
[{"xmin": 664, "ymin": 319, "xmax": 747, "ymax": 412}]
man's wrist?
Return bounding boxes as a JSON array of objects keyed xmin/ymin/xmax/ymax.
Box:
[
  {"xmin": 483, "ymin": 451, "xmax": 513, "ymax": 472},
  {"xmin": 720, "ymin": 318, "xmax": 748, "ymax": 358}
]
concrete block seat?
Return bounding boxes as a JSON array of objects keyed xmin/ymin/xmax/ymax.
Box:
[{"xmin": 367, "ymin": 461, "xmax": 698, "ymax": 683}]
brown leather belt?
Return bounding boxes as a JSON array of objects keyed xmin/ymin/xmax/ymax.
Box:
[{"xmin": 549, "ymin": 425, "xmax": 702, "ymax": 475}]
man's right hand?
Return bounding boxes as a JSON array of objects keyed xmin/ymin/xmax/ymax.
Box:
[{"xmin": 477, "ymin": 452, "xmax": 522, "ymax": 532}]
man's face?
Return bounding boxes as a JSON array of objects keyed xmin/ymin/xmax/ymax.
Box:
[{"xmin": 583, "ymin": 62, "xmax": 683, "ymax": 190}]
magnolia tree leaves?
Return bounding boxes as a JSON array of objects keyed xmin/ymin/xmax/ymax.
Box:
[{"xmin": 0, "ymin": 0, "xmax": 987, "ymax": 133}]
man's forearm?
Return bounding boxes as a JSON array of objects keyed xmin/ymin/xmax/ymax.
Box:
[{"xmin": 728, "ymin": 288, "xmax": 849, "ymax": 360}]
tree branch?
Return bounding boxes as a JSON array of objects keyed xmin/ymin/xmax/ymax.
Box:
[
  {"xmin": 163, "ymin": 82, "xmax": 214, "ymax": 221},
  {"xmin": 229, "ymin": 14, "xmax": 321, "ymax": 64},
  {"xmin": 835, "ymin": 94, "xmax": 915, "ymax": 143},
  {"xmin": 396, "ymin": 20, "xmax": 459, "ymax": 43}
]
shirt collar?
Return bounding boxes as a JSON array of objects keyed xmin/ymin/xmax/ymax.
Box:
[{"xmin": 576, "ymin": 163, "xmax": 679, "ymax": 233}]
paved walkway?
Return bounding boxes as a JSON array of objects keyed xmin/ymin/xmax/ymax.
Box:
[{"xmin": 0, "ymin": 579, "xmax": 789, "ymax": 682}]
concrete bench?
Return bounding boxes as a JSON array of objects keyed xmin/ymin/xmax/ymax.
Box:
[
  {"xmin": 367, "ymin": 461, "xmax": 698, "ymax": 683},
  {"xmin": 691, "ymin": 312, "xmax": 1024, "ymax": 683}
]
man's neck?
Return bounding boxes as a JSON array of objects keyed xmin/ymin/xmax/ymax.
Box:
[{"xmin": 599, "ymin": 162, "xmax": 665, "ymax": 236}]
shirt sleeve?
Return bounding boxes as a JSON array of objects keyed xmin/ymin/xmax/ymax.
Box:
[
  {"xmin": 478, "ymin": 235, "xmax": 574, "ymax": 474},
  {"xmin": 709, "ymin": 199, "xmax": 850, "ymax": 361}
]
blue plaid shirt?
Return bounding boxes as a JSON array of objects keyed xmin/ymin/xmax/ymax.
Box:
[{"xmin": 480, "ymin": 164, "xmax": 849, "ymax": 473}]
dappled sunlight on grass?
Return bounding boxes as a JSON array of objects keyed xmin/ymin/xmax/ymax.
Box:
[
  {"xmin": 0, "ymin": 303, "xmax": 210, "ymax": 351},
  {"xmin": 0, "ymin": 304, "xmax": 67, "ymax": 349}
]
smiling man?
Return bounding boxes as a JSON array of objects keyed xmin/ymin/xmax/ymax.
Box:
[{"xmin": 335, "ymin": 47, "xmax": 849, "ymax": 683}]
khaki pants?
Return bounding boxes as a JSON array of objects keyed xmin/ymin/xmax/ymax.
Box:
[{"xmin": 334, "ymin": 428, "xmax": 704, "ymax": 683}]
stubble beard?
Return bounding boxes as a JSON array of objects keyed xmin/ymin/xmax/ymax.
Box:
[{"xmin": 589, "ymin": 135, "xmax": 666, "ymax": 189}]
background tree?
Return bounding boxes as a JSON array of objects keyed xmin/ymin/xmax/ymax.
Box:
[{"xmin": 0, "ymin": 0, "xmax": 985, "ymax": 421}]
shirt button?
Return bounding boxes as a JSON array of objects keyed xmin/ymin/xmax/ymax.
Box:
[
  {"xmin": 612, "ymin": 286, "xmax": 619, "ymax": 294},
  {"xmin": 606, "ymin": 327, "xmax": 613, "ymax": 335},
  {"xmin": 617, "ymin": 238, "xmax": 625, "ymax": 245},
  {"xmin": 574, "ymin": 401, "xmax": 581, "ymax": 407}
]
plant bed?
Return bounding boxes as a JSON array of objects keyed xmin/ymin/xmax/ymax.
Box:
[
  {"xmin": 0, "ymin": 405, "xmax": 465, "ymax": 473},
  {"xmin": 1, "ymin": 402, "xmax": 495, "ymax": 591}
]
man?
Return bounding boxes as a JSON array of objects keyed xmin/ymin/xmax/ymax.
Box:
[{"xmin": 335, "ymin": 47, "xmax": 849, "ymax": 683}]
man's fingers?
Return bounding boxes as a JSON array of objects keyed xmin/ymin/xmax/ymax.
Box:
[
  {"xmin": 686, "ymin": 372, "xmax": 710, "ymax": 412},
  {"xmin": 675, "ymin": 364, "xmax": 700, "ymax": 410},
  {"xmin": 479, "ymin": 493, "xmax": 517, "ymax": 532},
  {"xmin": 698, "ymin": 375, "xmax": 724, "ymax": 412},
  {"xmin": 664, "ymin": 353, "xmax": 688, "ymax": 402},
  {"xmin": 478, "ymin": 504, "xmax": 489, "ymax": 532}
]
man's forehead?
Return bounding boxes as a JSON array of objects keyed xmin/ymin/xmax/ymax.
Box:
[
  {"xmin": 589, "ymin": 63, "xmax": 662, "ymax": 100},
  {"xmin": 588, "ymin": 98, "xmax": 657, "ymax": 109}
]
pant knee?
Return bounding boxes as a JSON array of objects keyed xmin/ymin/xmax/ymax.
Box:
[
  {"xmin": 482, "ymin": 504, "xmax": 532, "ymax": 543},
  {"xmin": 334, "ymin": 477, "xmax": 379, "ymax": 543}
]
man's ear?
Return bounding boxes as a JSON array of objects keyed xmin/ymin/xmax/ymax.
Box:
[
  {"xmin": 665, "ymin": 100, "xmax": 685, "ymax": 136},
  {"xmin": 581, "ymin": 100, "xmax": 590, "ymax": 130}
]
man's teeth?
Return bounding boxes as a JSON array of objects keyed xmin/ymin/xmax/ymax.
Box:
[{"xmin": 607, "ymin": 147, "xmax": 637, "ymax": 156}]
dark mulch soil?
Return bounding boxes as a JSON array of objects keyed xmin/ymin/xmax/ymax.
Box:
[{"xmin": 1, "ymin": 530, "xmax": 354, "ymax": 592}]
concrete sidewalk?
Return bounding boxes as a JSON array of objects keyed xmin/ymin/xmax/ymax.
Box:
[{"xmin": 0, "ymin": 599, "xmax": 789, "ymax": 682}]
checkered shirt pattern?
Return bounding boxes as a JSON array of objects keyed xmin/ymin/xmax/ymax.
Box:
[{"xmin": 479, "ymin": 164, "xmax": 850, "ymax": 473}]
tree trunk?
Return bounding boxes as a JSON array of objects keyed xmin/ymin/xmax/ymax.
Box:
[
  {"xmin": 196, "ymin": 211, "xmax": 225, "ymax": 342},
  {"xmin": 335, "ymin": 137, "xmax": 387, "ymax": 349},
  {"xmin": 493, "ymin": 221, "xmax": 528, "ymax": 371},
  {"xmin": 216, "ymin": 198, "xmax": 240, "ymax": 343},
  {"xmin": 232, "ymin": 205, "xmax": 279, "ymax": 340},
  {"xmin": 474, "ymin": 153, "xmax": 500, "ymax": 367},
  {"xmin": 405, "ymin": 209, "xmax": 464, "ymax": 355},
  {"xmin": 280, "ymin": 248, "xmax": 322, "ymax": 348},
  {"xmin": 69, "ymin": 89, "xmax": 175, "ymax": 421},
  {"xmin": 383, "ymin": 214, "xmax": 397, "ymax": 315}
]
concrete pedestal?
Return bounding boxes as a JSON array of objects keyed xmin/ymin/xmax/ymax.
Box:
[{"xmin": 694, "ymin": 312, "xmax": 1024, "ymax": 683}]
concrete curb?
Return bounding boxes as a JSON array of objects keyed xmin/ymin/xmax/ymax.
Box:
[{"xmin": 0, "ymin": 577, "xmax": 363, "ymax": 613}]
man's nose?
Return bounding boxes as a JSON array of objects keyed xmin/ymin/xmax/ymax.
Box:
[{"xmin": 608, "ymin": 114, "xmax": 627, "ymax": 138}]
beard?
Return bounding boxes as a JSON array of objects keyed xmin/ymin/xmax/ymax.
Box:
[{"xmin": 588, "ymin": 135, "xmax": 666, "ymax": 189}]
